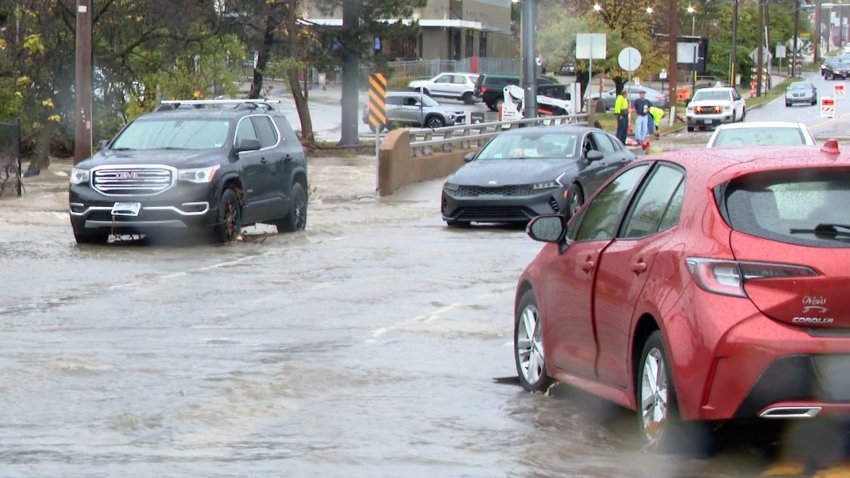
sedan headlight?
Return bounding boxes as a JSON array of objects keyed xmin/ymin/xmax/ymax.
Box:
[
  {"xmin": 70, "ymin": 167, "xmax": 90, "ymax": 185},
  {"xmin": 532, "ymin": 174, "xmax": 565, "ymax": 190},
  {"xmin": 178, "ymin": 165, "xmax": 220, "ymax": 183}
]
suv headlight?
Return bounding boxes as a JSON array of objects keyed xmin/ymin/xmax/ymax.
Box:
[
  {"xmin": 443, "ymin": 181, "xmax": 459, "ymax": 192},
  {"xmin": 178, "ymin": 165, "xmax": 220, "ymax": 183},
  {"xmin": 70, "ymin": 167, "xmax": 90, "ymax": 185}
]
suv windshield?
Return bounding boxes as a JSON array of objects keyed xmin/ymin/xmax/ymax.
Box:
[
  {"xmin": 724, "ymin": 168, "xmax": 850, "ymax": 247},
  {"xmin": 693, "ymin": 90, "xmax": 731, "ymax": 101},
  {"xmin": 112, "ymin": 118, "xmax": 230, "ymax": 150}
]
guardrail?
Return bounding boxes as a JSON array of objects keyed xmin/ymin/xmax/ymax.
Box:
[{"xmin": 407, "ymin": 113, "xmax": 589, "ymax": 157}]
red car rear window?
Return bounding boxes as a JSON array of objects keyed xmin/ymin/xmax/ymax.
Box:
[{"xmin": 723, "ymin": 168, "xmax": 850, "ymax": 247}]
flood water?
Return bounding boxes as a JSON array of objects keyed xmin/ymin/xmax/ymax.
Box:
[{"xmin": 1, "ymin": 153, "xmax": 849, "ymax": 477}]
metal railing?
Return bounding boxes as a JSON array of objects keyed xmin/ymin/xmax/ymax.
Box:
[{"xmin": 407, "ymin": 113, "xmax": 588, "ymax": 157}]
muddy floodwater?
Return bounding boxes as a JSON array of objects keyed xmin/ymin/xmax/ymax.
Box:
[{"xmin": 1, "ymin": 153, "xmax": 849, "ymax": 477}]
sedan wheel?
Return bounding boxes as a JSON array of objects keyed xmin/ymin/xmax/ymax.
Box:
[
  {"xmin": 567, "ymin": 186, "xmax": 584, "ymax": 219},
  {"xmin": 639, "ymin": 332, "xmax": 671, "ymax": 450},
  {"xmin": 514, "ymin": 289, "xmax": 551, "ymax": 392}
]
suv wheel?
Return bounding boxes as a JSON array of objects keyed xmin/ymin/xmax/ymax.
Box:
[
  {"xmin": 213, "ymin": 187, "xmax": 241, "ymax": 243},
  {"xmin": 425, "ymin": 116, "xmax": 445, "ymax": 129},
  {"xmin": 461, "ymin": 92, "xmax": 475, "ymax": 104},
  {"xmin": 275, "ymin": 182, "xmax": 307, "ymax": 233}
]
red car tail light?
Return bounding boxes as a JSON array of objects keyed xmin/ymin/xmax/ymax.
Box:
[
  {"xmin": 481, "ymin": 86, "xmax": 488, "ymax": 94},
  {"xmin": 686, "ymin": 258, "xmax": 817, "ymax": 298}
]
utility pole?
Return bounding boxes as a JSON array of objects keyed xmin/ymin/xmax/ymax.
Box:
[
  {"xmin": 74, "ymin": 0, "xmax": 92, "ymax": 164},
  {"xmin": 521, "ymin": 0, "xmax": 538, "ymax": 119},
  {"xmin": 338, "ymin": 0, "xmax": 361, "ymax": 146},
  {"xmin": 668, "ymin": 0, "xmax": 679, "ymax": 104},
  {"xmin": 731, "ymin": 0, "xmax": 738, "ymax": 85},
  {"xmin": 757, "ymin": 0, "xmax": 764, "ymax": 97},
  {"xmin": 793, "ymin": 0, "xmax": 800, "ymax": 77},
  {"xmin": 815, "ymin": 0, "xmax": 821, "ymax": 63}
]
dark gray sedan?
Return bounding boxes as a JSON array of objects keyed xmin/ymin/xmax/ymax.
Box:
[{"xmin": 440, "ymin": 125, "xmax": 635, "ymax": 226}]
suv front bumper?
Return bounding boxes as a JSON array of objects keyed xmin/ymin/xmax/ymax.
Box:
[{"xmin": 69, "ymin": 183, "xmax": 220, "ymax": 234}]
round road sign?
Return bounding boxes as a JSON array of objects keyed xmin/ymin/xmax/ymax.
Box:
[{"xmin": 618, "ymin": 47, "xmax": 642, "ymax": 72}]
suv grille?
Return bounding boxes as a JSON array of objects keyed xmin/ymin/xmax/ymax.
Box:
[{"xmin": 93, "ymin": 166, "xmax": 174, "ymax": 195}]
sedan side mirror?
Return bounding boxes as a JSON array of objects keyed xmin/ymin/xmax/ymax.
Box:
[
  {"xmin": 464, "ymin": 152, "xmax": 476, "ymax": 162},
  {"xmin": 236, "ymin": 138, "xmax": 261, "ymax": 153},
  {"xmin": 586, "ymin": 150, "xmax": 604, "ymax": 162},
  {"xmin": 526, "ymin": 214, "xmax": 567, "ymax": 243}
]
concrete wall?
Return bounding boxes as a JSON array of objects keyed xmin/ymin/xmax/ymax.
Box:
[{"xmin": 378, "ymin": 129, "xmax": 476, "ymax": 197}]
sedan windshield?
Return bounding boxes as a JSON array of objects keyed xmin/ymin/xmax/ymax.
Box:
[
  {"xmin": 112, "ymin": 119, "xmax": 230, "ymax": 150},
  {"xmin": 788, "ymin": 82, "xmax": 812, "ymax": 90},
  {"xmin": 477, "ymin": 132, "xmax": 577, "ymax": 159},
  {"xmin": 712, "ymin": 127, "xmax": 808, "ymax": 146}
]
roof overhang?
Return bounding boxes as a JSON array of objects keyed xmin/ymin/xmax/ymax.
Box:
[{"xmin": 303, "ymin": 18, "xmax": 483, "ymax": 30}]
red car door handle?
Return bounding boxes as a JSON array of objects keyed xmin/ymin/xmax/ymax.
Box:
[
  {"xmin": 632, "ymin": 261, "xmax": 647, "ymax": 274},
  {"xmin": 581, "ymin": 259, "xmax": 595, "ymax": 272}
]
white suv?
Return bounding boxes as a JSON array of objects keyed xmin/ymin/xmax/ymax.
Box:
[
  {"xmin": 409, "ymin": 72, "xmax": 479, "ymax": 104},
  {"xmin": 686, "ymin": 87, "xmax": 746, "ymax": 132}
]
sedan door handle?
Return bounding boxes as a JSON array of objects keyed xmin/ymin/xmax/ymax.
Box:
[
  {"xmin": 260, "ymin": 158, "xmax": 268, "ymax": 164},
  {"xmin": 581, "ymin": 257, "xmax": 595, "ymax": 273},
  {"xmin": 631, "ymin": 260, "xmax": 647, "ymax": 274}
]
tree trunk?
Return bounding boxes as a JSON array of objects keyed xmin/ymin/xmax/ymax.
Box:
[
  {"xmin": 338, "ymin": 0, "xmax": 361, "ymax": 146},
  {"xmin": 249, "ymin": 13, "xmax": 276, "ymax": 99},
  {"xmin": 288, "ymin": 69, "xmax": 314, "ymax": 145}
]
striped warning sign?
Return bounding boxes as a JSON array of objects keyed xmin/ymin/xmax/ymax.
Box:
[
  {"xmin": 834, "ymin": 83, "xmax": 845, "ymax": 101},
  {"xmin": 821, "ymin": 97, "xmax": 835, "ymax": 118},
  {"xmin": 367, "ymin": 73, "xmax": 387, "ymax": 131}
]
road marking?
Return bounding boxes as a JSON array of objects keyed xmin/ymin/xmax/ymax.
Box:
[{"xmin": 809, "ymin": 110, "xmax": 850, "ymax": 130}]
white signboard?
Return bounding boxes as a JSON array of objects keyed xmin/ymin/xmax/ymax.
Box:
[
  {"xmin": 677, "ymin": 42, "xmax": 700, "ymax": 63},
  {"xmin": 618, "ymin": 47, "xmax": 642, "ymax": 72},
  {"xmin": 576, "ymin": 33, "xmax": 607, "ymax": 60},
  {"xmin": 776, "ymin": 44, "xmax": 787, "ymax": 59}
]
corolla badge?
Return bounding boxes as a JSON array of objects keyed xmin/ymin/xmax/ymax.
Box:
[{"xmin": 794, "ymin": 296, "xmax": 833, "ymax": 325}]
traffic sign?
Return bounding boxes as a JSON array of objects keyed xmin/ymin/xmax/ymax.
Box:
[
  {"xmin": 834, "ymin": 83, "xmax": 845, "ymax": 101},
  {"xmin": 821, "ymin": 97, "xmax": 836, "ymax": 118},
  {"xmin": 618, "ymin": 47, "xmax": 642, "ymax": 72},
  {"xmin": 367, "ymin": 73, "xmax": 387, "ymax": 131}
]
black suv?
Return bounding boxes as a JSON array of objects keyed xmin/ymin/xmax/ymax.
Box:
[
  {"xmin": 69, "ymin": 99, "xmax": 308, "ymax": 244},
  {"xmin": 474, "ymin": 74, "xmax": 555, "ymax": 111}
]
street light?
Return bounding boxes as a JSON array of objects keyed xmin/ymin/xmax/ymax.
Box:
[
  {"xmin": 593, "ymin": 2, "xmax": 602, "ymax": 11},
  {"xmin": 646, "ymin": 6, "xmax": 654, "ymax": 14},
  {"xmin": 687, "ymin": 5, "xmax": 696, "ymax": 36}
]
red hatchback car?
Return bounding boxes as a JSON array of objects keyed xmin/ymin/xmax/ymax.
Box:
[{"xmin": 513, "ymin": 142, "xmax": 850, "ymax": 450}]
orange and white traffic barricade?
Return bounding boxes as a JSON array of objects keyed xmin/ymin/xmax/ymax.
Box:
[
  {"xmin": 835, "ymin": 83, "xmax": 846, "ymax": 101},
  {"xmin": 821, "ymin": 97, "xmax": 836, "ymax": 118}
]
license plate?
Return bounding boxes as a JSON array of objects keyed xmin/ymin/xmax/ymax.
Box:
[
  {"xmin": 703, "ymin": 119, "xmax": 712, "ymax": 124},
  {"xmin": 112, "ymin": 202, "xmax": 141, "ymax": 216}
]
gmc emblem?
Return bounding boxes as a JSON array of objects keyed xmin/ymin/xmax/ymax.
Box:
[{"xmin": 117, "ymin": 171, "xmax": 138, "ymax": 180}]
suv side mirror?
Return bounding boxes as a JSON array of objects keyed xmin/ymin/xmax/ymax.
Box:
[
  {"xmin": 236, "ymin": 138, "xmax": 261, "ymax": 153},
  {"xmin": 464, "ymin": 152, "xmax": 476, "ymax": 162},
  {"xmin": 97, "ymin": 139, "xmax": 111, "ymax": 150},
  {"xmin": 586, "ymin": 150, "xmax": 604, "ymax": 162}
]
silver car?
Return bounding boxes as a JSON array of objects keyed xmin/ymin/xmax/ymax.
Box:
[
  {"xmin": 785, "ymin": 81, "xmax": 817, "ymax": 107},
  {"xmin": 362, "ymin": 91, "xmax": 466, "ymax": 131}
]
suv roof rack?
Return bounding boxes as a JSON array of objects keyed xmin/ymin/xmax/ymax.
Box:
[{"xmin": 157, "ymin": 99, "xmax": 281, "ymax": 112}]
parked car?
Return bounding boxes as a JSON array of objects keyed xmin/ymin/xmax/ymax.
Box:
[
  {"xmin": 514, "ymin": 140, "xmax": 850, "ymax": 451},
  {"xmin": 823, "ymin": 60, "xmax": 850, "ymax": 80},
  {"xmin": 440, "ymin": 125, "xmax": 635, "ymax": 226},
  {"xmin": 706, "ymin": 122, "xmax": 816, "ymax": 147},
  {"xmin": 591, "ymin": 84, "xmax": 670, "ymax": 111},
  {"xmin": 69, "ymin": 99, "xmax": 308, "ymax": 244},
  {"xmin": 362, "ymin": 91, "xmax": 466, "ymax": 131},
  {"xmin": 785, "ymin": 80, "xmax": 818, "ymax": 106},
  {"xmin": 474, "ymin": 73, "xmax": 555, "ymax": 112},
  {"xmin": 686, "ymin": 86, "xmax": 746, "ymax": 131},
  {"xmin": 408, "ymin": 72, "xmax": 479, "ymax": 104}
]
